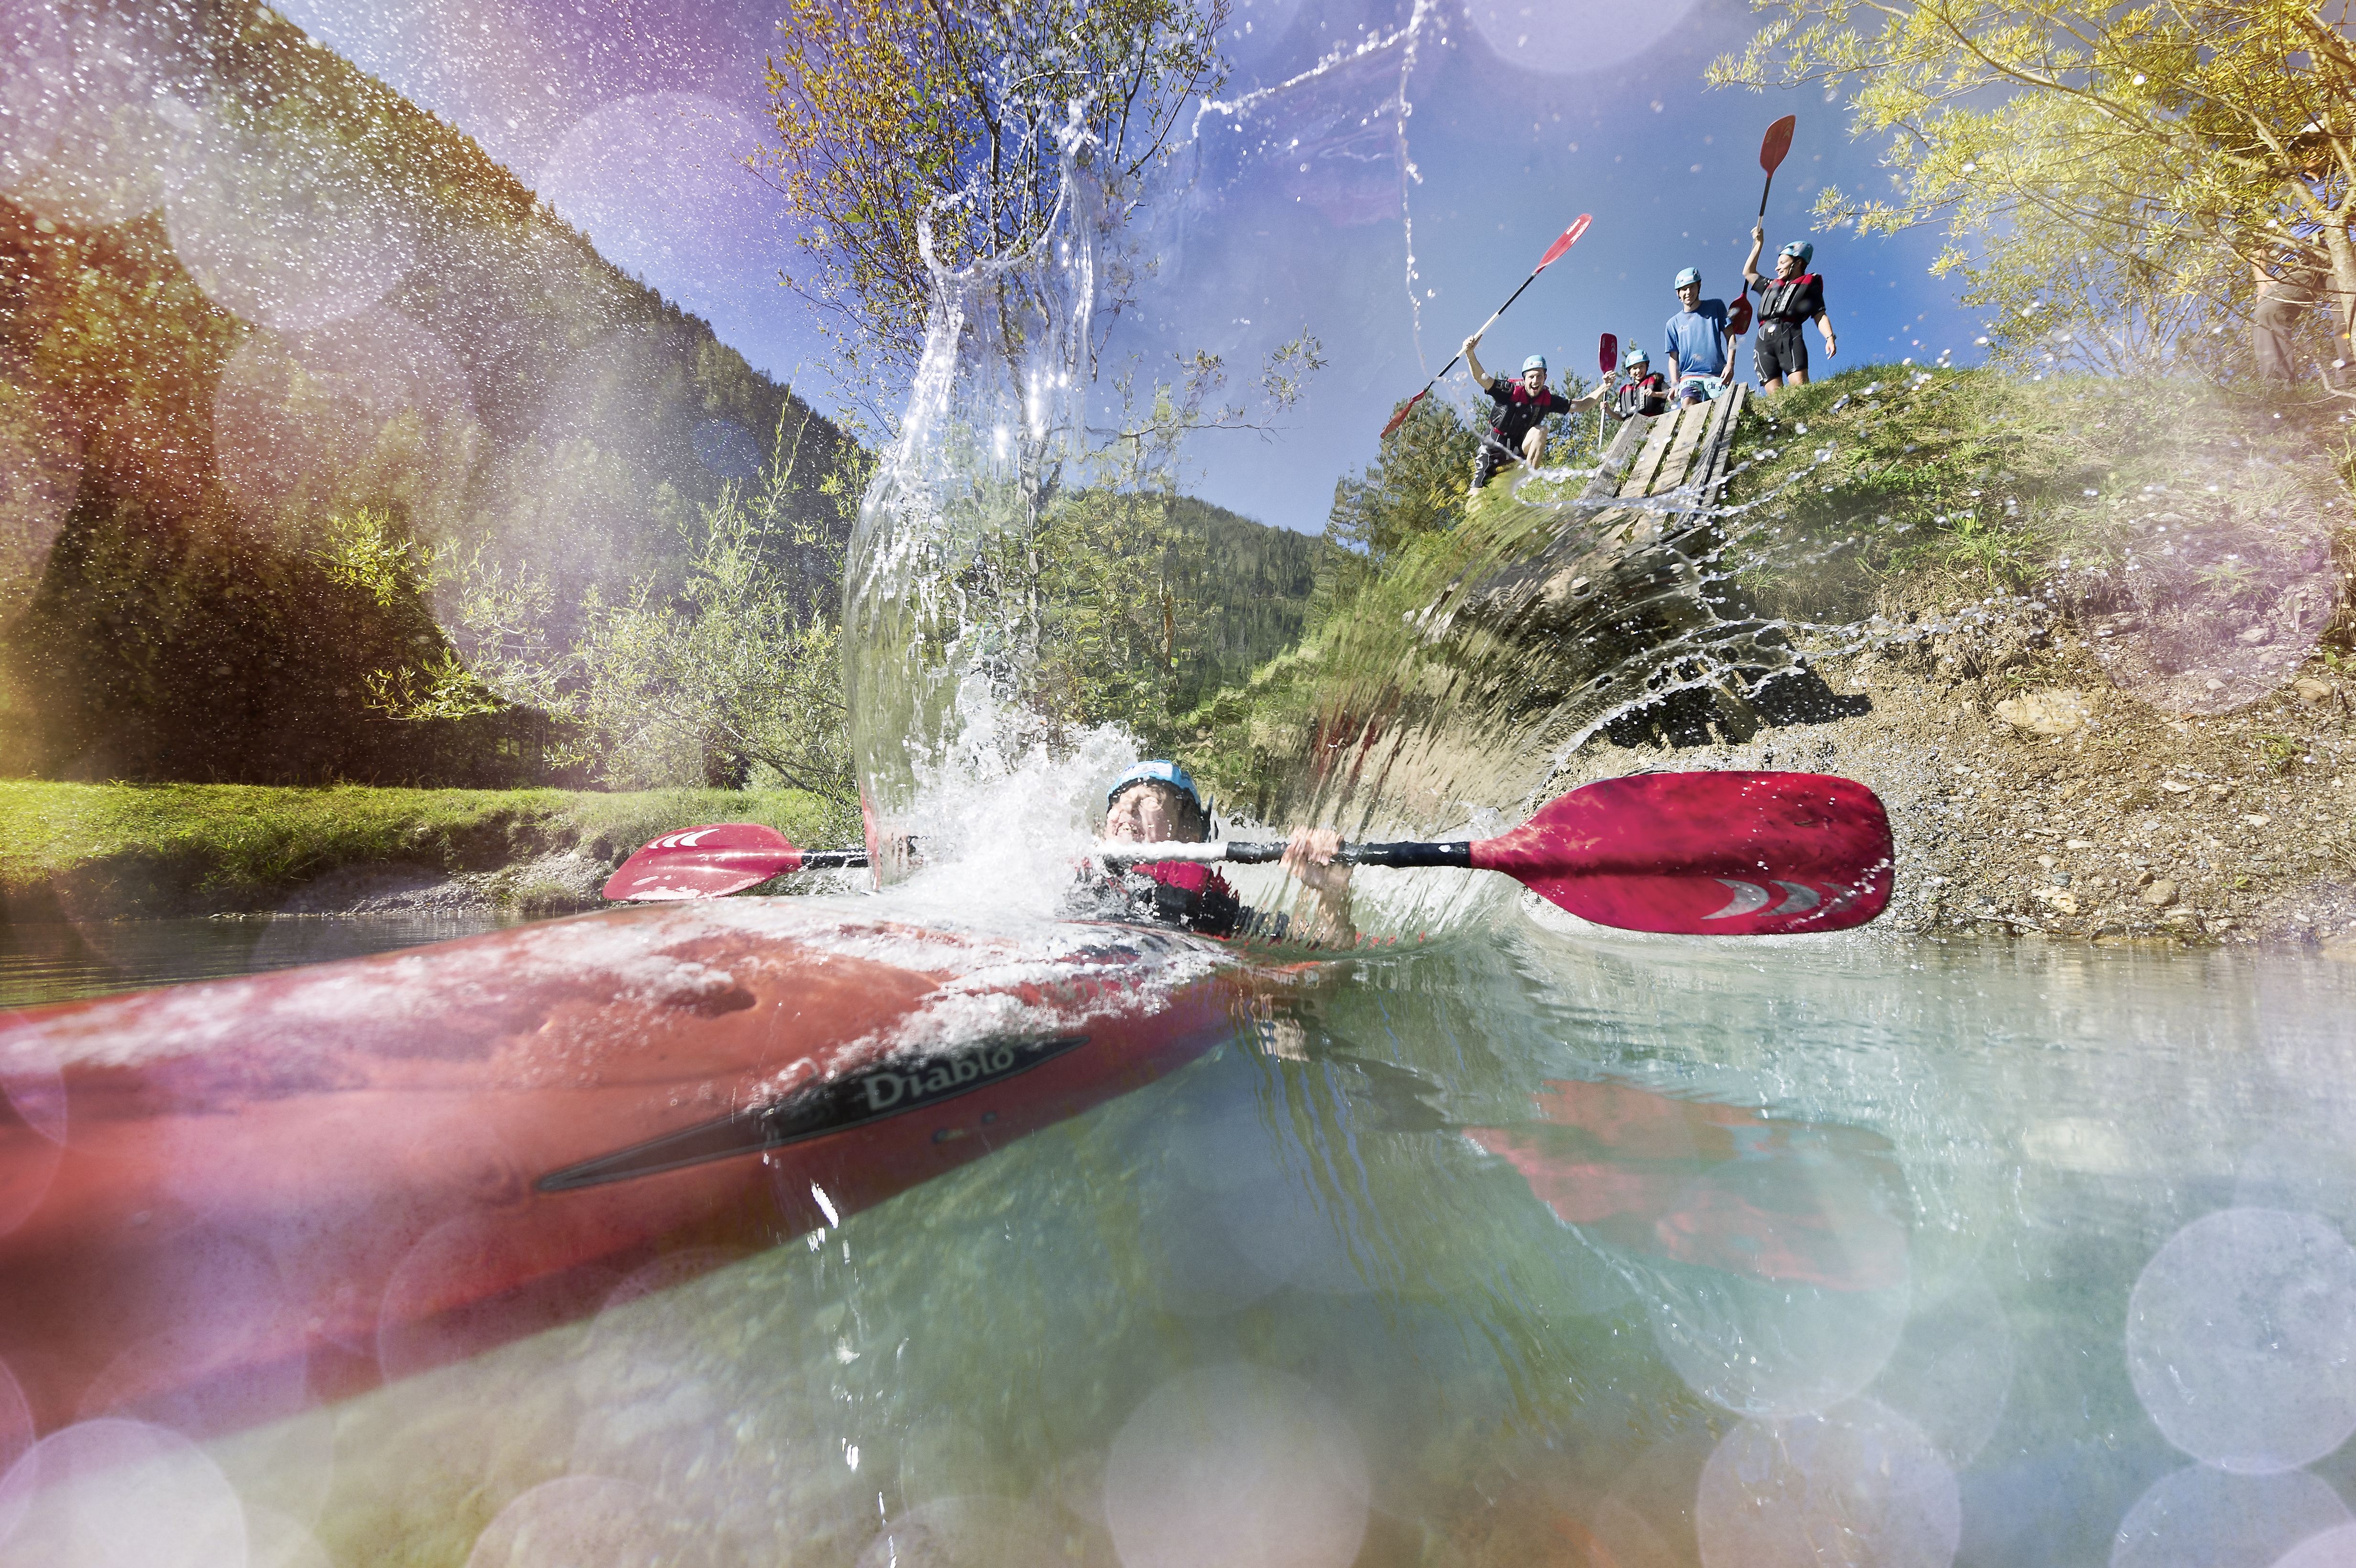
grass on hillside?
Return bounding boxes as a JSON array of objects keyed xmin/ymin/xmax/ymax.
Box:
[
  {"xmin": 0, "ymin": 781, "xmax": 856, "ymax": 894},
  {"xmin": 1722, "ymin": 364, "xmax": 2353, "ymax": 628}
]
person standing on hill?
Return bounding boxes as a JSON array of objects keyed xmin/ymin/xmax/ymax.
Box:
[
  {"xmin": 1741, "ymin": 226, "xmax": 1837, "ymax": 391},
  {"xmin": 1462, "ymin": 333, "xmax": 1609, "ymax": 490},
  {"xmin": 2254, "ymin": 131, "xmax": 2350, "ymax": 385},
  {"xmin": 1663, "ymin": 268, "xmax": 1734, "ymax": 406}
]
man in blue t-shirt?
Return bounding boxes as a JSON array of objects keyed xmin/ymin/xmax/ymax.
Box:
[{"xmin": 1664, "ymin": 267, "xmax": 1733, "ymax": 406}]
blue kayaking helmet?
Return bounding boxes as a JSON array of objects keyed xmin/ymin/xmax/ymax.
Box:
[
  {"xmin": 1106, "ymin": 759, "xmax": 1204, "ymax": 813},
  {"xmin": 1624, "ymin": 345, "xmax": 1650, "ymax": 365},
  {"xmin": 1779, "ymin": 239, "xmax": 1815, "ymax": 267},
  {"xmin": 1521, "ymin": 354, "xmax": 1548, "ymax": 374},
  {"xmin": 1674, "ymin": 266, "xmax": 1702, "ymax": 289}
]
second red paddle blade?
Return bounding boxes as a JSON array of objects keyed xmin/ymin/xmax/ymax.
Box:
[
  {"xmin": 602, "ymin": 823, "xmax": 804, "ymax": 902},
  {"xmin": 1598, "ymin": 331, "xmax": 1619, "ymax": 374},
  {"xmin": 1472, "ymin": 773, "xmax": 1892, "ymax": 936},
  {"xmin": 1379, "ymin": 391, "xmax": 1424, "ymax": 440},
  {"xmin": 1760, "ymin": 114, "xmax": 1797, "ymax": 174}
]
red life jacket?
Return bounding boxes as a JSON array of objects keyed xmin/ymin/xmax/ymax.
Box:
[
  {"xmin": 1758, "ymin": 273, "xmax": 1821, "ymax": 324},
  {"xmin": 1078, "ymin": 859, "xmax": 1243, "ymax": 937},
  {"xmin": 1615, "ymin": 372, "xmax": 1669, "ymax": 419}
]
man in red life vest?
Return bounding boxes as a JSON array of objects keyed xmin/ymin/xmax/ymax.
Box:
[
  {"xmin": 1741, "ymin": 225, "xmax": 1837, "ymax": 391},
  {"xmin": 1082, "ymin": 760, "xmax": 1354, "ymax": 943},
  {"xmin": 1462, "ymin": 333, "xmax": 1611, "ymax": 491}
]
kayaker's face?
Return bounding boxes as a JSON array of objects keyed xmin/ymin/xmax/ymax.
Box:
[
  {"xmin": 1521, "ymin": 368, "xmax": 1548, "ymax": 394},
  {"xmin": 1775, "ymin": 253, "xmax": 1802, "ymax": 280},
  {"xmin": 1677, "ymin": 282, "xmax": 1701, "ymax": 310},
  {"xmin": 1105, "ymin": 783, "xmax": 1189, "ymax": 843}
]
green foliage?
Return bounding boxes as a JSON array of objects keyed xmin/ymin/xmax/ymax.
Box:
[
  {"xmin": 316, "ymin": 508, "xmax": 432, "ymax": 613},
  {"xmin": 1710, "ymin": 0, "xmax": 2356, "ymax": 377},
  {"xmin": 755, "ymin": 0, "xmax": 1232, "ymax": 391},
  {"xmin": 1323, "ymin": 397, "xmax": 1482, "ymax": 607},
  {"xmin": 407, "ymin": 433, "xmax": 861, "ymax": 801}
]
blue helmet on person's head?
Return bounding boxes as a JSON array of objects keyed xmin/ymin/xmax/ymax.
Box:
[
  {"xmin": 1522, "ymin": 354, "xmax": 1548, "ymax": 374},
  {"xmin": 1674, "ymin": 266, "xmax": 1702, "ymax": 289},
  {"xmin": 1779, "ymin": 239, "xmax": 1815, "ymax": 267},
  {"xmin": 1624, "ymin": 345, "xmax": 1650, "ymax": 365},
  {"xmin": 1106, "ymin": 759, "xmax": 1203, "ymax": 813}
]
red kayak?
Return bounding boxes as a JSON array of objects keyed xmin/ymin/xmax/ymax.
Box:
[{"xmin": 0, "ymin": 902, "xmax": 1256, "ymax": 1444}]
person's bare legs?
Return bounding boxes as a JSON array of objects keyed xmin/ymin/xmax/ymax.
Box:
[
  {"xmin": 1785, "ymin": 368, "xmax": 1808, "ymax": 388},
  {"xmin": 1521, "ymin": 428, "xmax": 1547, "ymax": 468}
]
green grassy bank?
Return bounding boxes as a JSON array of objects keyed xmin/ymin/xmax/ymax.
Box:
[
  {"xmin": 0, "ymin": 781, "xmax": 853, "ymax": 915},
  {"xmin": 1721, "ymin": 364, "xmax": 2353, "ymax": 631}
]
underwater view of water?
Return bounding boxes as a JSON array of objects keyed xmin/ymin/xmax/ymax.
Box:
[{"xmin": 4, "ymin": 904, "xmax": 2351, "ymax": 1568}]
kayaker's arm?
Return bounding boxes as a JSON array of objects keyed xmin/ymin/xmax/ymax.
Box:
[
  {"xmin": 1462, "ymin": 334, "xmax": 1493, "ymax": 392},
  {"xmin": 1280, "ymin": 826, "xmax": 1355, "ymax": 946}
]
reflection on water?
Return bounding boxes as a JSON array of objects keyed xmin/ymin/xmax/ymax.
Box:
[
  {"xmin": 0, "ymin": 915, "xmax": 518, "ymax": 1008},
  {"xmin": 58, "ymin": 920, "xmax": 2315, "ymax": 1568}
]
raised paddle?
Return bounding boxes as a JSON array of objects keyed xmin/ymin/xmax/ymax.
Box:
[
  {"xmin": 1379, "ymin": 214, "xmax": 1593, "ymax": 441},
  {"xmin": 606, "ymin": 772, "xmax": 1894, "ymax": 937},
  {"xmin": 1756, "ymin": 114, "xmax": 1796, "ymax": 218},
  {"xmin": 1726, "ymin": 116, "xmax": 1796, "ymax": 388}
]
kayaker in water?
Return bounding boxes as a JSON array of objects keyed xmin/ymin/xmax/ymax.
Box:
[
  {"xmin": 1663, "ymin": 267, "xmax": 1734, "ymax": 406},
  {"xmin": 1076, "ymin": 760, "xmax": 1355, "ymax": 944},
  {"xmin": 1462, "ymin": 334, "xmax": 1610, "ymax": 491},
  {"xmin": 1740, "ymin": 226, "xmax": 1836, "ymax": 391}
]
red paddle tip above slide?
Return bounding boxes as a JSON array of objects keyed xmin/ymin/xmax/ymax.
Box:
[
  {"xmin": 1760, "ymin": 114, "xmax": 1797, "ymax": 173},
  {"xmin": 1470, "ymin": 772, "xmax": 1892, "ymax": 936},
  {"xmin": 1537, "ymin": 213, "xmax": 1592, "ymax": 271},
  {"xmin": 601, "ymin": 823, "xmax": 803, "ymax": 902}
]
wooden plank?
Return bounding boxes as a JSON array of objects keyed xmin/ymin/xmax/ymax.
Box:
[
  {"xmin": 1579, "ymin": 414, "xmax": 1655, "ymax": 502},
  {"xmin": 1649, "ymin": 400, "xmax": 1714, "ymax": 496},
  {"xmin": 1616, "ymin": 414, "xmax": 1679, "ymax": 499},
  {"xmin": 1693, "ymin": 384, "xmax": 1748, "ymax": 499}
]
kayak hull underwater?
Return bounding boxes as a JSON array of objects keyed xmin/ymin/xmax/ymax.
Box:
[{"xmin": 0, "ymin": 902, "xmax": 1254, "ymax": 1440}]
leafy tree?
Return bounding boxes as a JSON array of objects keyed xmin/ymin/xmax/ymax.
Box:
[
  {"xmin": 374, "ymin": 432, "xmax": 859, "ymax": 806},
  {"xmin": 1321, "ymin": 397, "xmax": 1482, "ymax": 609},
  {"xmin": 1709, "ymin": 0, "xmax": 2356, "ymax": 379},
  {"xmin": 754, "ymin": 0, "xmax": 1230, "ymax": 399}
]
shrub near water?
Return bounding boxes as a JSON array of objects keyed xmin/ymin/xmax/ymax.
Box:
[
  {"xmin": 0, "ymin": 781, "xmax": 854, "ymax": 904},
  {"xmin": 1723, "ymin": 365, "xmax": 2349, "ymax": 642}
]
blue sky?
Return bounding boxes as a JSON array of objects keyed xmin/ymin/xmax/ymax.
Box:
[{"xmin": 271, "ymin": 0, "xmax": 1985, "ymax": 533}]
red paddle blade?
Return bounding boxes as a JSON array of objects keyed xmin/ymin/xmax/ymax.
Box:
[
  {"xmin": 1535, "ymin": 212, "xmax": 1592, "ymax": 272},
  {"xmin": 1759, "ymin": 114, "xmax": 1797, "ymax": 174},
  {"xmin": 1598, "ymin": 332, "xmax": 1618, "ymax": 374},
  {"xmin": 1727, "ymin": 295, "xmax": 1753, "ymax": 338},
  {"xmin": 1378, "ymin": 389, "xmax": 1427, "ymax": 441},
  {"xmin": 1471, "ymin": 773, "xmax": 1892, "ymax": 936},
  {"xmin": 602, "ymin": 823, "xmax": 805, "ymax": 902}
]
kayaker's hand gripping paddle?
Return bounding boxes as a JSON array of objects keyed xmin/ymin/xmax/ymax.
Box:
[
  {"xmin": 606, "ymin": 772, "xmax": 1894, "ymax": 937},
  {"xmin": 1380, "ymin": 214, "xmax": 1592, "ymax": 441}
]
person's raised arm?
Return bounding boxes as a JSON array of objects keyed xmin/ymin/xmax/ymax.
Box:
[
  {"xmin": 1462, "ymin": 333, "xmax": 1491, "ymax": 390},
  {"xmin": 1743, "ymin": 223, "xmax": 1768, "ymax": 288}
]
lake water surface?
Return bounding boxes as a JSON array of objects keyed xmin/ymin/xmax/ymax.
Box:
[{"xmin": 32, "ymin": 905, "xmax": 2353, "ymax": 1568}]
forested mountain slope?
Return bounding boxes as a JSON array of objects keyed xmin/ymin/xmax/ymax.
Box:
[{"xmin": 0, "ymin": 0, "xmax": 850, "ymax": 784}]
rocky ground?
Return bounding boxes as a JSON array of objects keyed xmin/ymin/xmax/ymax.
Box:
[{"xmin": 1675, "ymin": 607, "xmax": 2356, "ymax": 952}]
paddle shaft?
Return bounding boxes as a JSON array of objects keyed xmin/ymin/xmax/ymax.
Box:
[{"xmin": 1101, "ymin": 840, "xmax": 1472, "ymax": 868}]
